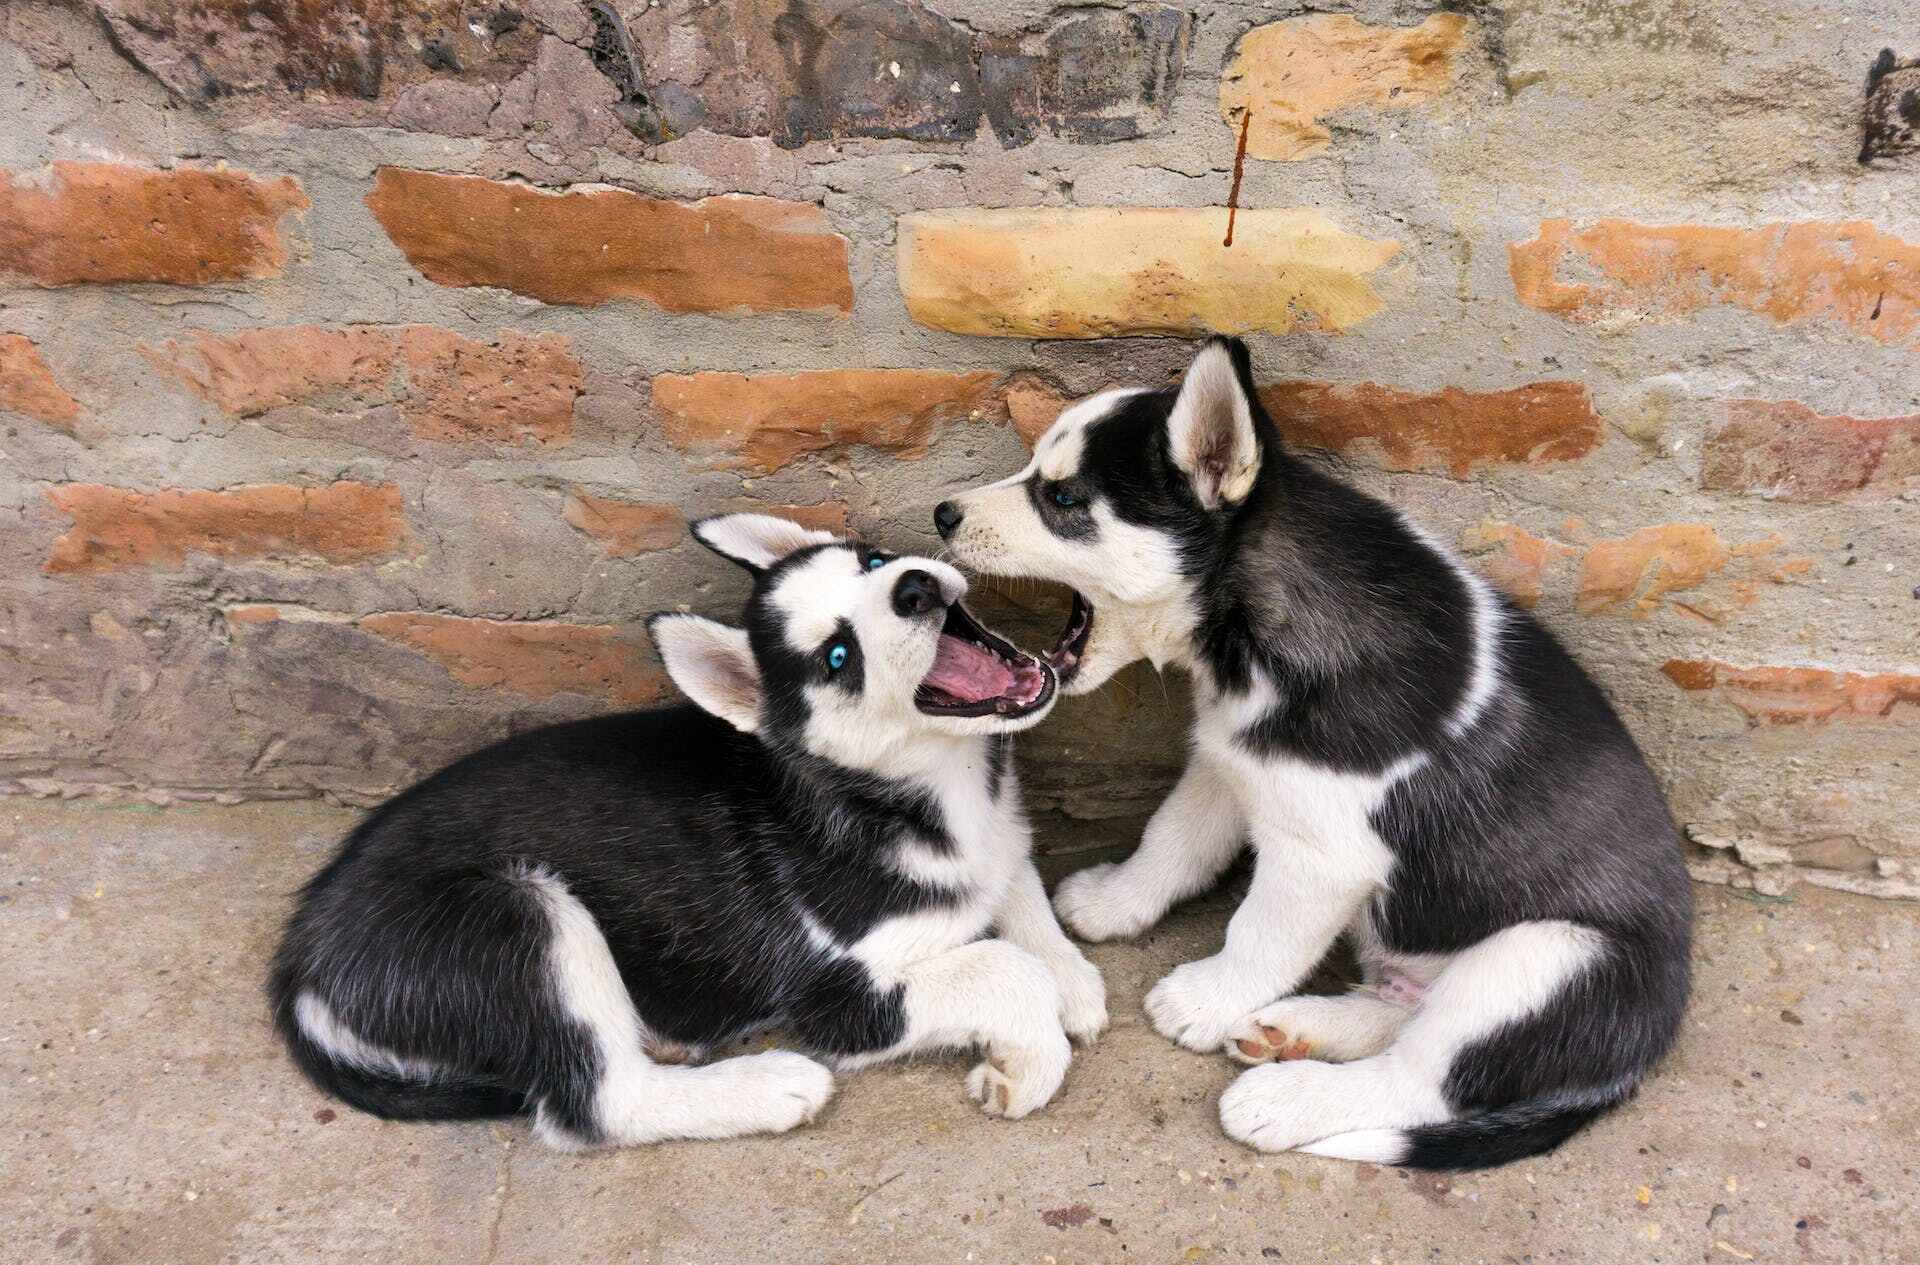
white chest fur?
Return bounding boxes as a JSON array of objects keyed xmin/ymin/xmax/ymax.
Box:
[
  {"xmin": 847, "ymin": 744, "xmax": 1032, "ymax": 984},
  {"xmin": 1191, "ymin": 671, "xmax": 1404, "ymax": 889}
]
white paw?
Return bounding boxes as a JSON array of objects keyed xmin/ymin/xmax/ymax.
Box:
[
  {"xmin": 730, "ymin": 1050, "xmax": 837, "ymax": 1133},
  {"xmin": 1052, "ymin": 863, "xmax": 1159, "ymax": 942},
  {"xmin": 1219, "ymin": 1062, "xmax": 1325, "ymax": 1153},
  {"xmin": 1225, "ymin": 994, "xmax": 1404, "ymax": 1066},
  {"xmin": 1144, "ymin": 957, "xmax": 1261, "ymax": 1052},
  {"xmin": 1049, "ymin": 950, "xmax": 1109, "ymax": 1044},
  {"xmin": 965, "ymin": 1030, "xmax": 1071, "ymax": 1120}
]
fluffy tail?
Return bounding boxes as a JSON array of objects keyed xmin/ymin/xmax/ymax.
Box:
[
  {"xmin": 1302, "ymin": 1095, "xmax": 1619, "ymax": 1171},
  {"xmin": 272, "ymin": 988, "xmax": 525, "ymax": 1123}
]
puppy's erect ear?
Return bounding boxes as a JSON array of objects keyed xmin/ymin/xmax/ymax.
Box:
[
  {"xmin": 649, "ymin": 614, "xmax": 762, "ymax": 733},
  {"xmin": 1167, "ymin": 337, "xmax": 1262, "ymax": 510},
  {"xmin": 691, "ymin": 513, "xmax": 838, "ymax": 574}
]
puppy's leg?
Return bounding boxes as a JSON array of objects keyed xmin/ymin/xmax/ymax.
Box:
[
  {"xmin": 1053, "ymin": 757, "xmax": 1246, "ymax": 942},
  {"xmin": 804, "ymin": 940, "xmax": 1071, "ymax": 1119},
  {"xmin": 1145, "ymin": 829, "xmax": 1383, "ymax": 1052},
  {"xmin": 1218, "ymin": 921, "xmax": 1607, "ymax": 1159},
  {"xmin": 1226, "ymin": 990, "xmax": 1413, "ymax": 1065},
  {"xmin": 524, "ymin": 871, "xmax": 833, "ymax": 1149},
  {"xmin": 995, "ymin": 859, "xmax": 1108, "ymax": 1042}
]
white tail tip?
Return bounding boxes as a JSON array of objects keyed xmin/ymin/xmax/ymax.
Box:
[{"xmin": 1297, "ymin": 1129, "xmax": 1410, "ymax": 1164}]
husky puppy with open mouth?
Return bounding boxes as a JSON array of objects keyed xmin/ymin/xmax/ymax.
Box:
[
  {"xmin": 269, "ymin": 514, "xmax": 1104, "ymax": 1150},
  {"xmin": 935, "ymin": 339, "xmax": 1691, "ymax": 1170}
]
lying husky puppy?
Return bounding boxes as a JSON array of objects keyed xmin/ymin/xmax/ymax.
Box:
[
  {"xmin": 270, "ymin": 514, "xmax": 1104, "ymax": 1149},
  {"xmin": 935, "ymin": 339, "xmax": 1691, "ymax": 1170}
]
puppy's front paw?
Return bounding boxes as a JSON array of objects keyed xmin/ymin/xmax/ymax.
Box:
[
  {"xmin": 1050, "ymin": 951, "xmax": 1109, "ymax": 1044},
  {"xmin": 966, "ymin": 1030, "xmax": 1071, "ymax": 1120},
  {"xmin": 1144, "ymin": 957, "xmax": 1258, "ymax": 1053},
  {"xmin": 730, "ymin": 1050, "xmax": 837, "ymax": 1133},
  {"xmin": 1052, "ymin": 863, "xmax": 1159, "ymax": 942}
]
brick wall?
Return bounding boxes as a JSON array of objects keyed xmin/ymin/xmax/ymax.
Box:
[{"xmin": 1, "ymin": 1, "xmax": 1915, "ymax": 900}]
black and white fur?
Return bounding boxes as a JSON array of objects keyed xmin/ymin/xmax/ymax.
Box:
[
  {"xmin": 269, "ymin": 514, "xmax": 1105, "ymax": 1149},
  {"xmin": 936, "ymin": 340, "xmax": 1691, "ymax": 1170}
]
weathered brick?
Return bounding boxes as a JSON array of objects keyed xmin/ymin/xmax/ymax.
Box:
[
  {"xmin": 0, "ymin": 162, "xmax": 308, "ymax": 286},
  {"xmin": 89, "ymin": 0, "xmax": 536, "ymax": 104},
  {"xmin": 563, "ymin": 494, "xmax": 685, "ymax": 558},
  {"xmin": 1861, "ymin": 50, "xmax": 1920, "ymax": 164},
  {"xmin": 655, "ymin": 368, "xmax": 999, "ymax": 473},
  {"xmin": 147, "ymin": 325, "xmax": 582, "ymax": 445},
  {"xmin": 398, "ymin": 327, "xmax": 582, "ymax": 444},
  {"xmin": 625, "ymin": 0, "xmax": 1185, "ymax": 149},
  {"xmin": 979, "ymin": 6, "xmax": 1189, "ymax": 146},
  {"xmin": 1509, "ymin": 219, "xmax": 1920, "ymax": 351},
  {"xmin": 899, "ymin": 208, "xmax": 1399, "ymax": 338},
  {"xmin": 1663, "ymin": 660, "xmax": 1920, "ymax": 725},
  {"xmin": 43, "ymin": 482, "xmax": 406, "ymax": 575},
  {"xmin": 1457, "ymin": 519, "xmax": 1809, "ymax": 617},
  {"xmin": 0, "ymin": 334, "xmax": 80, "ymax": 428},
  {"xmin": 1259, "ymin": 381, "xmax": 1600, "ymax": 476},
  {"xmin": 365, "ymin": 170, "xmax": 853, "ymax": 313},
  {"xmin": 747, "ymin": 502, "xmax": 850, "ymax": 536},
  {"xmin": 1702, "ymin": 400, "xmax": 1920, "ymax": 501},
  {"xmin": 1220, "ymin": 14, "xmax": 1471, "ymax": 161},
  {"xmin": 1458, "ymin": 520, "xmax": 1578, "ymax": 609},
  {"xmin": 1575, "ymin": 524, "xmax": 1804, "ymax": 621},
  {"xmin": 1003, "ymin": 376, "xmax": 1075, "ymax": 448},
  {"xmin": 359, "ymin": 613, "xmax": 668, "ymax": 705}
]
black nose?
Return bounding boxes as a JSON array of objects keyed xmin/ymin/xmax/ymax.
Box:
[
  {"xmin": 892, "ymin": 569, "xmax": 944, "ymax": 617},
  {"xmin": 933, "ymin": 501, "xmax": 964, "ymax": 539}
]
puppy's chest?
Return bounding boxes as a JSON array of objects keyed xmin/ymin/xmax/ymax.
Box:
[
  {"xmin": 848, "ymin": 778, "xmax": 1027, "ymax": 978},
  {"xmin": 886, "ymin": 775, "xmax": 1027, "ymax": 904},
  {"xmin": 1194, "ymin": 684, "xmax": 1408, "ymax": 847}
]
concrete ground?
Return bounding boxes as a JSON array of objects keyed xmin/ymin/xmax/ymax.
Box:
[{"xmin": 3, "ymin": 798, "xmax": 1914, "ymax": 1265}]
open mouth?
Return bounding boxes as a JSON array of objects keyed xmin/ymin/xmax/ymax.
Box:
[
  {"xmin": 1045, "ymin": 590, "xmax": 1094, "ymax": 686},
  {"xmin": 916, "ymin": 603, "xmax": 1056, "ymax": 718}
]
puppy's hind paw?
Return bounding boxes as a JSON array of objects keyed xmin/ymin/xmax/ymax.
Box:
[{"xmin": 966, "ymin": 1032, "xmax": 1071, "ymax": 1120}]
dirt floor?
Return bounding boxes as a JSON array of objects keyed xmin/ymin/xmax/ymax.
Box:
[{"xmin": 2, "ymin": 797, "xmax": 1914, "ymax": 1264}]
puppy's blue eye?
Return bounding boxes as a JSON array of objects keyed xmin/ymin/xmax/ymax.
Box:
[
  {"xmin": 866, "ymin": 555, "xmax": 886, "ymax": 570},
  {"xmin": 1052, "ymin": 487, "xmax": 1082, "ymax": 508},
  {"xmin": 827, "ymin": 643, "xmax": 849, "ymax": 671}
]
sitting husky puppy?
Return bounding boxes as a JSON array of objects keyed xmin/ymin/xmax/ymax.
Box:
[
  {"xmin": 934, "ymin": 340, "xmax": 1691, "ymax": 1170},
  {"xmin": 269, "ymin": 514, "xmax": 1105, "ymax": 1150}
]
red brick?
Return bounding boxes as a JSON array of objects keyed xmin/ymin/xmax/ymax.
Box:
[
  {"xmin": 147, "ymin": 325, "xmax": 582, "ymax": 445},
  {"xmin": 655, "ymin": 368, "xmax": 1000, "ymax": 473},
  {"xmin": 397, "ymin": 327, "xmax": 581, "ymax": 444},
  {"xmin": 563, "ymin": 494, "xmax": 685, "ymax": 557},
  {"xmin": 43, "ymin": 482, "xmax": 406, "ymax": 575},
  {"xmin": 0, "ymin": 334, "xmax": 80, "ymax": 428},
  {"xmin": 1702, "ymin": 400, "xmax": 1920, "ymax": 501},
  {"xmin": 1003, "ymin": 376, "xmax": 1075, "ymax": 448},
  {"xmin": 0, "ymin": 162, "xmax": 308, "ymax": 286},
  {"xmin": 1260, "ymin": 381, "xmax": 1601, "ymax": 476},
  {"xmin": 359, "ymin": 613, "xmax": 668, "ymax": 705},
  {"xmin": 1220, "ymin": 14, "xmax": 1471, "ymax": 161},
  {"xmin": 1663, "ymin": 660, "xmax": 1920, "ymax": 725},
  {"xmin": 1458, "ymin": 520, "xmax": 1578, "ymax": 609},
  {"xmin": 1575, "ymin": 523, "xmax": 1805, "ymax": 622},
  {"xmin": 364, "ymin": 169, "xmax": 853, "ymax": 312},
  {"xmin": 1509, "ymin": 219, "xmax": 1920, "ymax": 351}
]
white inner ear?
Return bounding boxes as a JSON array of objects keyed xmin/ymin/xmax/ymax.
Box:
[
  {"xmin": 652, "ymin": 616, "xmax": 762, "ymax": 733},
  {"xmin": 693, "ymin": 513, "xmax": 838, "ymax": 571},
  {"xmin": 1168, "ymin": 344, "xmax": 1260, "ymax": 509}
]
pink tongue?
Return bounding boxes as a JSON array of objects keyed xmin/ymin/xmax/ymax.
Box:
[{"xmin": 924, "ymin": 634, "xmax": 1016, "ymax": 702}]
